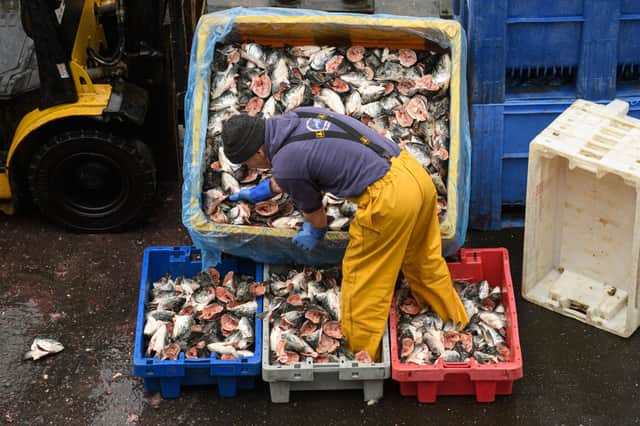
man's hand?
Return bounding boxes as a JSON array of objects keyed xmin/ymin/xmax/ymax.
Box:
[
  {"xmin": 228, "ymin": 178, "xmax": 274, "ymax": 203},
  {"xmin": 292, "ymin": 221, "xmax": 327, "ymax": 251}
]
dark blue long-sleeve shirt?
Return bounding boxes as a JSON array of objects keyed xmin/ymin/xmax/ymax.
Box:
[{"xmin": 264, "ymin": 107, "xmax": 400, "ymax": 213}]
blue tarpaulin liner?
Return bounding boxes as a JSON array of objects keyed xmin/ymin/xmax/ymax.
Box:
[{"xmin": 182, "ymin": 7, "xmax": 471, "ymax": 268}]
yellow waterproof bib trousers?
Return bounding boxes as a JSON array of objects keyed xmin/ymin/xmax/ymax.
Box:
[{"xmin": 341, "ymin": 150, "xmax": 469, "ymax": 360}]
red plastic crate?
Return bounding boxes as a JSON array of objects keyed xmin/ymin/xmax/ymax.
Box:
[{"xmin": 390, "ymin": 248, "xmax": 523, "ymax": 403}]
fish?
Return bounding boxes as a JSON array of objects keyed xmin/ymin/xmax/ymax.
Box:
[
  {"xmin": 398, "ymin": 49, "xmax": 417, "ymax": 67},
  {"xmin": 149, "ymin": 310, "xmax": 175, "ymax": 322},
  {"xmin": 326, "ymin": 205, "xmax": 342, "ymax": 219},
  {"xmin": 345, "ymin": 91, "xmax": 362, "ymax": 116},
  {"xmin": 303, "ymin": 329, "xmax": 323, "ymax": 348},
  {"xmin": 146, "ymin": 324, "xmax": 168, "ymax": 358},
  {"xmin": 271, "ymin": 57, "xmax": 290, "ymax": 91},
  {"xmin": 291, "ymin": 45, "xmax": 321, "ymax": 57},
  {"xmin": 428, "ymin": 98, "xmax": 449, "ymax": 122},
  {"xmin": 241, "ymin": 43, "xmax": 266, "ymax": 68},
  {"xmin": 325, "ymin": 55, "xmax": 345, "ymax": 74},
  {"xmin": 192, "ymin": 287, "xmax": 216, "ymax": 306},
  {"xmin": 374, "ymin": 61, "xmax": 405, "ymax": 82},
  {"xmin": 255, "ymin": 200, "xmax": 279, "ymax": 217},
  {"xmin": 346, "ymin": 46, "xmax": 365, "ymax": 63},
  {"xmin": 250, "ymin": 73, "xmax": 272, "ymax": 98},
  {"xmin": 381, "ymin": 95, "xmax": 402, "ymax": 114},
  {"xmin": 270, "ymin": 322, "xmax": 283, "ymax": 352},
  {"xmin": 330, "ymin": 78, "xmax": 350, "ymax": 93},
  {"xmin": 155, "ymin": 295, "xmax": 188, "ymax": 312},
  {"xmin": 310, "ymin": 46, "xmax": 336, "ymax": 71},
  {"xmin": 211, "ymin": 64, "xmax": 238, "ymax": 99},
  {"xmin": 305, "ymin": 305, "xmax": 330, "ymax": 324},
  {"xmin": 144, "ymin": 314, "xmax": 164, "ymax": 336},
  {"xmin": 283, "ymin": 331, "xmax": 318, "ymax": 357},
  {"xmin": 396, "ymin": 279, "xmax": 511, "ymax": 365},
  {"xmin": 355, "ymin": 351, "xmax": 373, "ymax": 364},
  {"xmin": 262, "ymin": 96, "xmax": 278, "ymax": 118},
  {"xmin": 207, "ymin": 107, "xmax": 238, "ymax": 138},
  {"xmin": 431, "ymin": 173, "xmax": 447, "ymax": 195},
  {"xmin": 403, "ymin": 142, "xmax": 432, "ymax": 170},
  {"xmin": 322, "ymin": 320, "xmax": 342, "ymax": 339},
  {"xmin": 477, "ymin": 280, "xmax": 490, "ymax": 301},
  {"xmin": 282, "ymin": 84, "xmax": 309, "ymax": 112},
  {"xmin": 238, "ymin": 317, "xmax": 254, "ymax": 340},
  {"xmin": 399, "ymin": 295, "xmax": 421, "ymax": 315},
  {"xmin": 406, "ymin": 95, "xmax": 429, "ymax": 121},
  {"xmin": 228, "ymin": 300, "xmax": 258, "ymax": 318},
  {"xmin": 442, "ymin": 350, "xmax": 463, "ymax": 362},
  {"xmin": 172, "ymin": 315, "xmax": 193, "ymax": 340},
  {"xmin": 245, "ymin": 97, "xmax": 264, "ymax": 116},
  {"xmin": 316, "ymin": 333, "xmax": 340, "ymax": 354},
  {"xmin": 210, "ymin": 92, "xmax": 238, "ymax": 112},
  {"xmin": 317, "ymin": 88, "xmax": 345, "ymax": 115},
  {"xmin": 340, "ymin": 200, "xmax": 358, "ymax": 217},
  {"xmin": 220, "ymin": 45, "xmax": 240, "ymax": 64},
  {"xmin": 405, "ymin": 344, "xmax": 431, "ymax": 365},
  {"xmin": 161, "ymin": 343, "xmax": 181, "ymax": 361},
  {"xmin": 361, "ymin": 101, "xmax": 383, "ymax": 118},
  {"xmin": 24, "ymin": 338, "xmax": 64, "ymax": 361},
  {"xmin": 479, "ymin": 312, "xmax": 506, "ymax": 330},
  {"xmin": 207, "ymin": 342, "xmax": 237, "ymax": 356},
  {"xmin": 266, "ymin": 50, "xmax": 281, "ymax": 68},
  {"xmin": 200, "ymin": 303, "xmax": 224, "ymax": 320},
  {"xmin": 395, "ymin": 105, "xmax": 414, "ymax": 127},
  {"xmin": 432, "ymin": 54, "xmax": 451, "ymax": 90},
  {"xmin": 339, "ymin": 71, "xmax": 370, "ymax": 88},
  {"xmin": 228, "ymin": 202, "xmax": 251, "ymax": 225},
  {"xmin": 213, "ymin": 171, "xmax": 238, "ymax": 197},
  {"xmin": 415, "ymin": 74, "xmax": 441, "ymax": 92},
  {"xmin": 315, "ymin": 287, "xmax": 341, "ymax": 321},
  {"xmin": 397, "ymin": 79, "xmax": 418, "ymax": 97},
  {"xmin": 358, "ymin": 84, "xmax": 386, "ymax": 104},
  {"xmin": 473, "ymin": 351, "xmax": 498, "ymax": 364}
]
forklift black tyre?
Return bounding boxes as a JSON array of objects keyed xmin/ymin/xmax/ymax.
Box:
[{"xmin": 28, "ymin": 129, "xmax": 157, "ymax": 232}]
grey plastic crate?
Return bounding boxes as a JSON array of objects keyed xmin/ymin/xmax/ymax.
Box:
[{"xmin": 261, "ymin": 265, "xmax": 391, "ymax": 403}]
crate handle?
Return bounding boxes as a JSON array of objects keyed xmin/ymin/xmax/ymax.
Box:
[{"xmin": 443, "ymin": 361, "xmax": 471, "ymax": 368}]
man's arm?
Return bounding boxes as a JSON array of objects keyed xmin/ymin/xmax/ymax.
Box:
[
  {"xmin": 269, "ymin": 176, "xmax": 282, "ymax": 195},
  {"xmin": 302, "ymin": 206, "xmax": 328, "ymax": 229},
  {"xmin": 228, "ymin": 176, "xmax": 279, "ymax": 203}
]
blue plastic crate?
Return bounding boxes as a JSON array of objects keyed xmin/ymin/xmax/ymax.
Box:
[
  {"xmin": 462, "ymin": 0, "xmax": 640, "ymax": 103},
  {"xmin": 469, "ymin": 96, "xmax": 640, "ymax": 230},
  {"xmin": 132, "ymin": 246, "xmax": 263, "ymax": 398}
]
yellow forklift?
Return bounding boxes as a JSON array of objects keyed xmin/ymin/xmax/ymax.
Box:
[{"xmin": 0, "ymin": 0, "xmax": 171, "ymax": 231}]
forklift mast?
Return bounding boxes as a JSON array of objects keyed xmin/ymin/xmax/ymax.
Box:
[
  {"xmin": 22, "ymin": 0, "xmax": 79, "ymax": 109},
  {"xmin": 0, "ymin": 0, "xmax": 177, "ymax": 229}
]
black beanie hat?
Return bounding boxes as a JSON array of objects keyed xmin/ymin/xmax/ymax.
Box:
[{"xmin": 221, "ymin": 114, "xmax": 265, "ymax": 164}]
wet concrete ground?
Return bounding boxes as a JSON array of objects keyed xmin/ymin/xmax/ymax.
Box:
[{"xmin": 2, "ymin": 183, "xmax": 639, "ymax": 425}]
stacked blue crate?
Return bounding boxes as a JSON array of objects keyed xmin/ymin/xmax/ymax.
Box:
[{"xmin": 461, "ymin": 0, "xmax": 640, "ymax": 229}]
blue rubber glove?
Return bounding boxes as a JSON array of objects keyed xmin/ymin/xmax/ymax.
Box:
[
  {"xmin": 228, "ymin": 178, "xmax": 274, "ymax": 203},
  {"xmin": 292, "ymin": 221, "xmax": 328, "ymax": 251}
]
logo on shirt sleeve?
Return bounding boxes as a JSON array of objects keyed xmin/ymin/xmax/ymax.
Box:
[{"xmin": 306, "ymin": 118, "xmax": 331, "ymax": 132}]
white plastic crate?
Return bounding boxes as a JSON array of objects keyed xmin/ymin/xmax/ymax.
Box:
[{"xmin": 523, "ymin": 99, "xmax": 640, "ymax": 337}]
